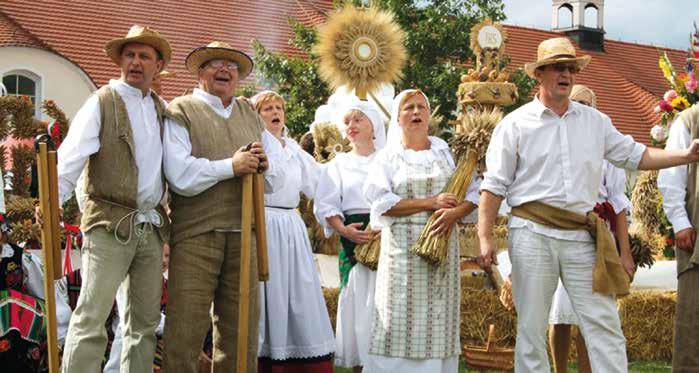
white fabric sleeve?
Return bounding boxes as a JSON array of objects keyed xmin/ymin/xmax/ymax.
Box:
[
  {"xmin": 296, "ymin": 146, "xmax": 320, "ymax": 200},
  {"xmin": 364, "ymin": 153, "xmax": 402, "ymax": 230},
  {"xmin": 602, "ymin": 114, "xmax": 646, "ymax": 170},
  {"xmin": 57, "ymin": 94, "xmax": 101, "ymax": 204},
  {"xmin": 261, "ymin": 129, "xmax": 286, "ymax": 194},
  {"xmin": 658, "ymin": 118, "xmax": 692, "ymax": 233},
  {"xmin": 481, "ymin": 118, "xmax": 518, "ymax": 197},
  {"xmin": 162, "ymin": 118, "xmax": 234, "ymax": 197},
  {"xmin": 313, "ymin": 160, "xmax": 345, "ymax": 238},
  {"xmin": 604, "ymin": 163, "xmax": 631, "ymax": 214}
]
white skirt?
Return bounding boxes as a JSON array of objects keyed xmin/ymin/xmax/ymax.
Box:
[
  {"xmin": 549, "ymin": 280, "xmax": 579, "ymax": 325},
  {"xmin": 364, "ymin": 354, "xmax": 459, "ymax": 373},
  {"xmin": 335, "ymin": 263, "xmax": 376, "ymax": 368},
  {"xmin": 258, "ymin": 207, "xmax": 335, "ymax": 360}
]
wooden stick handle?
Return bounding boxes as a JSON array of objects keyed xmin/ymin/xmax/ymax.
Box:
[
  {"xmin": 47, "ymin": 151, "xmax": 62, "ymax": 280},
  {"xmin": 253, "ymin": 173, "xmax": 269, "ymax": 281},
  {"xmin": 237, "ymin": 174, "xmax": 253, "ymax": 373},
  {"xmin": 36, "ymin": 143, "xmax": 60, "ymax": 373}
]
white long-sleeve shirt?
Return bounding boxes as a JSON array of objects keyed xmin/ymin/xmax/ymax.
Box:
[
  {"xmin": 658, "ymin": 117, "xmax": 692, "ymax": 233},
  {"xmin": 481, "ymin": 97, "xmax": 646, "ymax": 241},
  {"xmin": 599, "ymin": 160, "xmax": 630, "ymax": 214},
  {"xmin": 57, "ymin": 79, "xmax": 164, "ymax": 209},
  {"xmin": 162, "ymin": 88, "xmax": 284, "ymax": 197}
]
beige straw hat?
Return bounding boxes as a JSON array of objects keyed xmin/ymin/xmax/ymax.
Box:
[
  {"xmin": 524, "ymin": 37, "xmax": 591, "ymax": 78},
  {"xmin": 104, "ymin": 25, "xmax": 172, "ymax": 65},
  {"xmin": 185, "ymin": 41, "xmax": 253, "ymax": 78}
]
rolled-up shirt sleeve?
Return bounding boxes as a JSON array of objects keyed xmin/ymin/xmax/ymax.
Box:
[
  {"xmin": 602, "ymin": 115, "xmax": 646, "ymax": 170},
  {"xmin": 481, "ymin": 118, "xmax": 518, "ymax": 197},
  {"xmin": 162, "ymin": 118, "xmax": 234, "ymax": 197},
  {"xmin": 658, "ymin": 117, "xmax": 692, "ymax": 233},
  {"xmin": 364, "ymin": 153, "xmax": 402, "ymax": 230},
  {"xmin": 57, "ymin": 94, "xmax": 102, "ymax": 204}
]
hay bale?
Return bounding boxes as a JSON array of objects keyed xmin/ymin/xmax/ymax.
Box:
[
  {"xmin": 619, "ymin": 291, "xmax": 676, "ymax": 361},
  {"xmin": 322, "ymin": 287, "xmax": 340, "ymax": 333},
  {"xmin": 460, "ymin": 279, "xmax": 517, "ymax": 349}
]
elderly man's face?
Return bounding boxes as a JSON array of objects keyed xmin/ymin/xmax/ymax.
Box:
[
  {"xmin": 198, "ymin": 59, "xmax": 239, "ymax": 101},
  {"xmin": 536, "ymin": 62, "xmax": 578, "ymax": 101},
  {"xmin": 119, "ymin": 43, "xmax": 163, "ymax": 94}
]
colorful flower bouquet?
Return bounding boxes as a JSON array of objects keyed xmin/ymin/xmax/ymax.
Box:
[{"xmin": 651, "ymin": 24, "xmax": 699, "ymax": 146}]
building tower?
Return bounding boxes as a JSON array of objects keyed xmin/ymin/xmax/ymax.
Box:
[{"xmin": 552, "ymin": 0, "xmax": 605, "ymax": 51}]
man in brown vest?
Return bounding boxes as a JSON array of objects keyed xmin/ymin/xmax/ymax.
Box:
[
  {"xmin": 53, "ymin": 25, "xmax": 171, "ymax": 372},
  {"xmin": 659, "ymin": 103, "xmax": 699, "ymax": 372},
  {"xmin": 161, "ymin": 41, "xmax": 284, "ymax": 373}
]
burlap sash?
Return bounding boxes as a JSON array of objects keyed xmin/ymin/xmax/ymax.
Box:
[{"xmin": 511, "ymin": 201, "xmax": 630, "ymax": 296}]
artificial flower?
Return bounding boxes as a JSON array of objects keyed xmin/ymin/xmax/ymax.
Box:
[
  {"xmin": 659, "ymin": 100, "xmax": 674, "ymax": 112},
  {"xmin": 672, "ymin": 96, "xmax": 690, "ymax": 110},
  {"xmin": 651, "ymin": 124, "xmax": 667, "ymax": 143},
  {"xmin": 685, "ymin": 72, "xmax": 697, "ymax": 92},
  {"xmin": 664, "ymin": 89, "xmax": 679, "ymax": 102}
]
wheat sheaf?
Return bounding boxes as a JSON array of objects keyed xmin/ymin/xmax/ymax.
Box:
[{"xmin": 315, "ymin": 5, "xmax": 406, "ymax": 97}]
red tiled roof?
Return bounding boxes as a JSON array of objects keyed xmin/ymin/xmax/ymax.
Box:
[
  {"xmin": 503, "ymin": 25, "xmax": 688, "ymax": 145},
  {"xmin": 0, "ymin": 2, "xmax": 689, "ymax": 145},
  {"xmin": 0, "ymin": 10, "xmax": 46, "ymax": 49},
  {"xmin": 0, "ymin": 0, "xmax": 333, "ymax": 100}
]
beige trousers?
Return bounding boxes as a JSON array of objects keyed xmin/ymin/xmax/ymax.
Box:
[
  {"xmin": 673, "ymin": 266, "xmax": 699, "ymax": 372},
  {"xmin": 163, "ymin": 231, "xmax": 259, "ymax": 373},
  {"xmin": 61, "ymin": 226, "xmax": 163, "ymax": 373}
]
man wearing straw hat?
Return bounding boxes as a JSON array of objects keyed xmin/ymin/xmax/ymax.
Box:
[
  {"xmin": 658, "ymin": 102, "xmax": 699, "ymax": 371},
  {"xmin": 478, "ymin": 37, "xmax": 699, "ymax": 372},
  {"xmin": 161, "ymin": 41, "xmax": 284, "ymax": 372},
  {"xmin": 54, "ymin": 25, "xmax": 171, "ymax": 372}
]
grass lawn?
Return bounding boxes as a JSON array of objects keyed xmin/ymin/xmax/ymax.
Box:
[{"xmin": 334, "ymin": 360, "xmax": 671, "ymax": 372}]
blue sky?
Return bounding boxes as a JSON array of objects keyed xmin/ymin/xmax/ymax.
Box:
[{"xmin": 502, "ymin": 0, "xmax": 699, "ymax": 50}]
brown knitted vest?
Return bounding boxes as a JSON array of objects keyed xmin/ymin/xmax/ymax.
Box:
[
  {"xmin": 80, "ymin": 85, "xmax": 169, "ymax": 242},
  {"xmin": 166, "ymin": 95, "xmax": 265, "ymax": 245},
  {"xmin": 680, "ymin": 104, "xmax": 699, "ymax": 275}
]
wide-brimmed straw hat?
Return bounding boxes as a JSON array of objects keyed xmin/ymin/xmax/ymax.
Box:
[
  {"xmin": 524, "ymin": 37, "xmax": 591, "ymax": 78},
  {"xmin": 185, "ymin": 41, "xmax": 253, "ymax": 78},
  {"xmin": 105, "ymin": 25, "xmax": 172, "ymax": 65}
]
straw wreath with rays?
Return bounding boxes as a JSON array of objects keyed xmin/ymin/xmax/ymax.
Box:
[{"xmin": 315, "ymin": 4, "xmax": 407, "ymax": 269}]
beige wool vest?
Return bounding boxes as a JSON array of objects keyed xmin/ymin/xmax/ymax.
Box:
[
  {"xmin": 166, "ymin": 96, "xmax": 265, "ymax": 245},
  {"xmin": 680, "ymin": 104, "xmax": 699, "ymax": 275},
  {"xmin": 80, "ymin": 85, "xmax": 169, "ymax": 242}
]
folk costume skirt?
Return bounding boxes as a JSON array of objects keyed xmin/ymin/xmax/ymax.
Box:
[{"xmin": 258, "ymin": 207, "xmax": 335, "ymax": 365}]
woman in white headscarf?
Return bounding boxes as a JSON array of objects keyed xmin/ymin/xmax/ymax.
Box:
[
  {"xmin": 363, "ymin": 89, "xmax": 480, "ymax": 373},
  {"xmin": 251, "ymin": 91, "xmax": 335, "ymax": 372},
  {"xmin": 314, "ymin": 95, "xmax": 386, "ymax": 372}
]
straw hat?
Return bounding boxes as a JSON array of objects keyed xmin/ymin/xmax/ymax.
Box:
[
  {"xmin": 185, "ymin": 41, "xmax": 253, "ymax": 78},
  {"xmin": 158, "ymin": 70, "xmax": 177, "ymax": 79},
  {"xmin": 524, "ymin": 37, "xmax": 591, "ymax": 78},
  {"xmin": 105, "ymin": 25, "xmax": 172, "ymax": 65}
]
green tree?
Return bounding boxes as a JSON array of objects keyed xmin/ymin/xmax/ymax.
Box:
[{"xmin": 252, "ymin": 0, "xmax": 535, "ymax": 137}]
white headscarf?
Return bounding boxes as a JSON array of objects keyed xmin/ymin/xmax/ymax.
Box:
[
  {"xmin": 336, "ymin": 95, "xmax": 386, "ymax": 149},
  {"xmin": 386, "ymin": 89, "xmax": 431, "ymax": 149}
]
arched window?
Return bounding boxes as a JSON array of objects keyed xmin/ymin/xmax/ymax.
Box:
[
  {"xmin": 557, "ymin": 4, "xmax": 574, "ymax": 29},
  {"xmin": 584, "ymin": 4, "xmax": 599, "ymax": 28},
  {"xmin": 2, "ymin": 70, "xmax": 42, "ymax": 116}
]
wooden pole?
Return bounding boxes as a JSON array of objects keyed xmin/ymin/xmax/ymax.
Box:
[
  {"xmin": 252, "ymin": 173, "xmax": 269, "ymax": 281},
  {"xmin": 236, "ymin": 174, "xmax": 253, "ymax": 373},
  {"xmin": 36, "ymin": 142, "xmax": 60, "ymax": 373},
  {"xmin": 48, "ymin": 151, "xmax": 62, "ymax": 280}
]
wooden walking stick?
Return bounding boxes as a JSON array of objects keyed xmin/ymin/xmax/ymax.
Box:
[
  {"xmin": 253, "ymin": 173, "xmax": 269, "ymax": 281},
  {"xmin": 36, "ymin": 137, "xmax": 61, "ymax": 373},
  {"xmin": 237, "ymin": 172, "xmax": 254, "ymax": 373}
]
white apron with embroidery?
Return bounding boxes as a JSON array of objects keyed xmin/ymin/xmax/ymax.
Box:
[{"xmin": 369, "ymin": 153, "xmax": 461, "ymax": 359}]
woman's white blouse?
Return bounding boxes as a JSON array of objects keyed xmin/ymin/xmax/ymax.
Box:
[
  {"xmin": 264, "ymin": 137, "xmax": 320, "ymax": 208},
  {"xmin": 363, "ymin": 136, "xmax": 480, "ymax": 229},
  {"xmin": 313, "ymin": 152, "xmax": 378, "ymax": 237}
]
